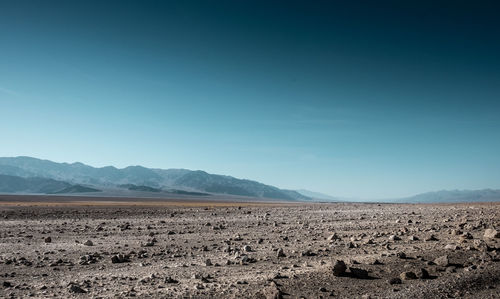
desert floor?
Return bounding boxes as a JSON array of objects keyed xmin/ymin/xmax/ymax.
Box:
[{"xmin": 0, "ymin": 196, "xmax": 499, "ymax": 298}]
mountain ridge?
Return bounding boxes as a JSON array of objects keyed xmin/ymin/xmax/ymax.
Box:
[{"xmin": 0, "ymin": 156, "xmax": 308, "ymax": 200}]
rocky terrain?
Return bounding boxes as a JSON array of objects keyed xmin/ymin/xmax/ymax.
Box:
[{"xmin": 0, "ymin": 197, "xmax": 499, "ymax": 298}]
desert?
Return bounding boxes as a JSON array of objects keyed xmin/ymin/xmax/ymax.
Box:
[{"xmin": 1, "ymin": 196, "xmax": 499, "ymax": 298}]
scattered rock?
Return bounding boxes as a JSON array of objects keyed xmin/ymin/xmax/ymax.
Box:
[
  {"xmin": 434, "ymin": 255, "xmax": 449, "ymax": 267},
  {"xmin": 396, "ymin": 252, "xmax": 406, "ymax": 259},
  {"xmin": 484, "ymin": 229, "xmax": 500, "ymax": 239},
  {"xmin": 264, "ymin": 281, "xmax": 283, "ymax": 299},
  {"xmin": 111, "ymin": 254, "xmax": 130, "ymax": 264},
  {"xmin": 400, "ymin": 271, "xmax": 417, "ymax": 280},
  {"xmin": 83, "ymin": 240, "xmax": 93, "ymax": 246},
  {"xmin": 68, "ymin": 283, "xmax": 86, "ymax": 294},
  {"xmin": 165, "ymin": 276, "xmax": 179, "ymax": 283},
  {"xmin": 349, "ymin": 267, "xmax": 369, "ymax": 279},
  {"xmin": 444, "ymin": 244, "xmax": 459, "ymax": 250},
  {"xmin": 425, "ymin": 235, "xmax": 439, "ymax": 241},
  {"xmin": 205, "ymin": 259, "xmax": 213, "ymax": 266},
  {"xmin": 388, "ymin": 278, "xmax": 402, "ymax": 285},
  {"xmin": 418, "ymin": 268, "xmax": 430, "ymax": 279},
  {"xmin": 332, "ymin": 260, "xmax": 347, "ymax": 276}
]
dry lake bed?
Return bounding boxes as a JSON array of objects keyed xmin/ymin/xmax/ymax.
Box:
[{"xmin": 0, "ymin": 196, "xmax": 499, "ymax": 298}]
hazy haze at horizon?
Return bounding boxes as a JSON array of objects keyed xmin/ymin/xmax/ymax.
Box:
[{"xmin": 1, "ymin": 1, "xmax": 500, "ymax": 198}]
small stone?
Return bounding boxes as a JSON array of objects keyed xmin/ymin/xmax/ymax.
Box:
[
  {"xmin": 332, "ymin": 260, "xmax": 347, "ymax": 276},
  {"xmin": 3, "ymin": 281, "xmax": 12, "ymax": 288},
  {"xmin": 164, "ymin": 277, "xmax": 178, "ymax": 284},
  {"xmin": 68, "ymin": 284, "xmax": 86, "ymax": 293},
  {"xmin": 277, "ymin": 248, "xmax": 286, "ymax": 258},
  {"xmin": 44, "ymin": 237, "xmax": 52, "ymax": 243},
  {"xmin": 205, "ymin": 259, "xmax": 212, "ymax": 266},
  {"xmin": 484, "ymin": 229, "xmax": 500, "ymax": 239},
  {"xmin": 434, "ymin": 255, "xmax": 449, "ymax": 267},
  {"xmin": 264, "ymin": 281, "xmax": 283, "ymax": 299},
  {"xmin": 83, "ymin": 240, "xmax": 93, "ymax": 246},
  {"xmin": 389, "ymin": 278, "xmax": 402, "ymax": 285},
  {"xmin": 444, "ymin": 244, "xmax": 459, "ymax": 250},
  {"xmin": 418, "ymin": 268, "xmax": 430, "ymax": 279},
  {"xmin": 400, "ymin": 271, "xmax": 417, "ymax": 280},
  {"xmin": 425, "ymin": 235, "xmax": 438, "ymax": 241},
  {"xmin": 349, "ymin": 267, "xmax": 369, "ymax": 279},
  {"xmin": 396, "ymin": 252, "xmax": 406, "ymax": 259},
  {"xmin": 327, "ymin": 233, "xmax": 341, "ymax": 242},
  {"xmin": 243, "ymin": 245, "xmax": 252, "ymax": 252},
  {"xmin": 111, "ymin": 254, "xmax": 130, "ymax": 264}
]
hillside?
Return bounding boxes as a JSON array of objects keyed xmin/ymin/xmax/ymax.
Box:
[
  {"xmin": 0, "ymin": 174, "xmax": 100, "ymax": 194},
  {"xmin": 0, "ymin": 157, "xmax": 308, "ymax": 201}
]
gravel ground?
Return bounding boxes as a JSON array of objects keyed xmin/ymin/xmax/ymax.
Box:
[{"xmin": 0, "ymin": 198, "xmax": 499, "ymax": 298}]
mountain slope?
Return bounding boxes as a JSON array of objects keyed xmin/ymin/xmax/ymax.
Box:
[
  {"xmin": 0, "ymin": 174, "xmax": 100, "ymax": 194},
  {"xmin": 296, "ymin": 189, "xmax": 338, "ymax": 201},
  {"xmin": 0, "ymin": 156, "xmax": 309, "ymax": 200},
  {"xmin": 399, "ymin": 189, "xmax": 500, "ymax": 203}
]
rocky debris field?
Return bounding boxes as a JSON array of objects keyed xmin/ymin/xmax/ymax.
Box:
[{"xmin": 0, "ymin": 200, "xmax": 499, "ymax": 298}]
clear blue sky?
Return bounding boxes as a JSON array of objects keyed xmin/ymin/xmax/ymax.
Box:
[{"xmin": 1, "ymin": 1, "xmax": 499, "ymax": 198}]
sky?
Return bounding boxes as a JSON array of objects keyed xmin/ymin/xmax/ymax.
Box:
[{"xmin": 1, "ymin": 1, "xmax": 499, "ymax": 199}]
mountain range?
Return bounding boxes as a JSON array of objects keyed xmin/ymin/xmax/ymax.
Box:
[
  {"xmin": 396, "ymin": 189, "xmax": 500, "ymax": 203},
  {"xmin": 0, "ymin": 156, "xmax": 499, "ymax": 203},
  {"xmin": 0, "ymin": 156, "xmax": 309, "ymax": 200}
]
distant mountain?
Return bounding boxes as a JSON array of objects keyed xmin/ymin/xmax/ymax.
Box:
[
  {"xmin": 0, "ymin": 156, "xmax": 309, "ymax": 201},
  {"xmin": 296, "ymin": 189, "xmax": 338, "ymax": 201},
  {"xmin": 120, "ymin": 184, "xmax": 161, "ymax": 192},
  {"xmin": 52, "ymin": 185, "xmax": 101, "ymax": 194},
  {"xmin": 399, "ymin": 189, "xmax": 500, "ymax": 203},
  {"xmin": 0, "ymin": 174, "xmax": 100, "ymax": 194}
]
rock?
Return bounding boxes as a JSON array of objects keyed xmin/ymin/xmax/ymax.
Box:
[
  {"xmin": 400, "ymin": 271, "xmax": 417, "ymax": 280},
  {"xmin": 301, "ymin": 250, "xmax": 316, "ymax": 256},
  {"xmin": 408, "ymin": 235, "xmax": 419, "ymax": 241},
  {"xmin": 396, "ymin": 252, "xmax": 406, "ymax": 259},
  {"xmin": 473, "ymin": 239, "xmax": 490, "ymax": 252},
  {"xmin": 264, "ymin": 281, "xmax": 283, "ymax": 299},
  {"xmin": 3, "ymin": 281, "xmax": 12, "ymax": 288},
  {"xmin": 345, "ymin": 242, "xmax": 355, "ymax": 248},
  {"xmin": 277, "ymin": 248, "xmax": 286, "ymax": 258},
  {"xmin": 388, "ymin": 278, "xmax": 402, "ymax": 285},
  {"xmin": 332, "ymin": 260, "xmax": 347, "ymax": 276},
  {"xmin": 243, "ymin": 245, "xmax": 252, "ymax": 252},
  {"xmin": 83, "ymin": 240, "xmax": 93, "ymax": 246},
  {"xmin": 273, "ymin": 272, "xmax": 288, "ymax": 279},
  {"xmin": 445, "ymin": 244, "xmax": 459, "ymax": 250},
  {"xmin": 484, "ymin": 229, "xmax": 500, "ymax": 239},
  {"xmin": 460, "ymin": 232, "xmax": 473, "ymax": 240},
  {"xmin": 44, "ymin": 237, "xmax": 52, "ymax": 243},
  {"xmin": 425, "ymin": 235, "xmax": 439, "ymax": 241},
  {"xmin": 418, "ymin": 268, "xmax": 430, "ymax": 279},
  {"xmin": 205, "ymin": 259, "xmax": 212, "ymax": 266},
  {"xmin": 68, "ymin": 283, "xmax": 86, "ymax": 293},
  {"xmin": 349, "ymin": 267, "xmax": 369, "ymax": 279},
  {"xmin": 434, "ymin": 255, "xmax": 449, "ymax": 267},
  {"xmin": 111, "ymin": 254, "xmax": 130, "ymax": 264},
  {"xmin": 328, "ymin": 233, "xmax": 341, "ymax": 242}
]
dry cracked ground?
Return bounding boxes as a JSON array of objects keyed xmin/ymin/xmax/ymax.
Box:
[{"xmin": 0, "ymin": 199, "xmax": 499, "ymax": 298}]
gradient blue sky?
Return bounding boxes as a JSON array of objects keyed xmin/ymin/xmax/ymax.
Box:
[{"xmin": 1, "ymin": 1, "xmax": 499, "ymax": 198}]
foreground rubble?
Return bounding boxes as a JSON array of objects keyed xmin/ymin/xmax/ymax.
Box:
[{"xmin": 0, "ymin": 200, "xmax": 499, "ymax": 298}]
